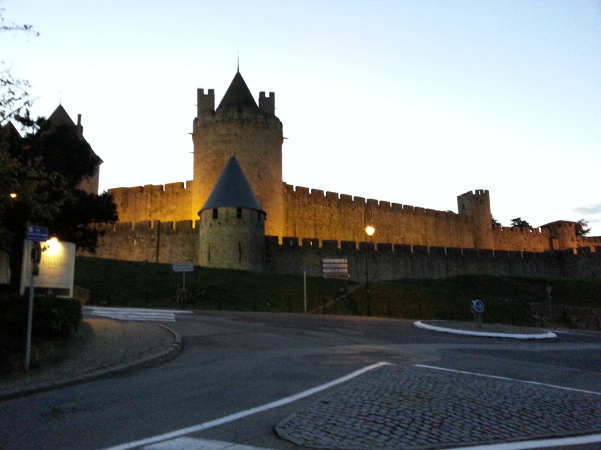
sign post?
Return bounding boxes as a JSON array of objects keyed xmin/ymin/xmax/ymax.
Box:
[
  {"xmin": 172, "ymin": 262, "xmax": 194, "ymax": 306},
  {"xmin": 24, "ymin": 226, "xmax": 48, "ymax": 371},
  {"xmin": 471, "ymin": 299, "xmax": 485, "ymax": 329}
]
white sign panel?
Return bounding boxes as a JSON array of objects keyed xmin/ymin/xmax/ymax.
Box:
[
  {"xmin": 20, "ymin": 239, "xmax": 76, "ymax": 297},
  {"xmin": 172, "ymin": 262, "xmax": 194, "ymax": 273},
  {"xmin": 322, "ymin": 258, "xmax": 349, "ymax": 279}
]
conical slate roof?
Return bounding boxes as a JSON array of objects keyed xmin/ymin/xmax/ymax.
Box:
[
  {"xmin": 47, "ymin": 104, "xmax": 76, "ymax": 126},
  {"xmin": 200, "ymin": 155, "xmax": 264, "ymax": 213},
  {"xmin": 216, "ymin": 71, "xmax": 258, "ymax": 112}
]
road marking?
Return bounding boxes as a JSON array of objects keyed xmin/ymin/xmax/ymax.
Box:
[
  {"xmin": 414, "ymin": 364, "xmax": 601, "ymax": 396},
  {"xmin": 103, "ymin": 362, "xmax": 391, "ymax": 450},
  {"xmin": 143, "ymin": 437, "xmax": 272, "ymax": 449},
  {"xmin": 447, "ymin": 433, "xmax": 601, "ymax": 449},
  {"xmin": 83, "ymin": 306, "xmax": 193, "ymax": 323},
  {"xmin": 414, "ymin": 321, "xmax": 557, "ymax": 339}
]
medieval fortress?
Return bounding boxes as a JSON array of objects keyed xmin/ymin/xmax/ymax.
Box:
[{"xmin": 86, "ymin": 71, "xmax": 600, "ymax": 280}]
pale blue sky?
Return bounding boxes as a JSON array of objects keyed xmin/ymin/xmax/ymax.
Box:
[{"xmin": 3, "ymin": 0, "xmax": 601, "ymax": 235}]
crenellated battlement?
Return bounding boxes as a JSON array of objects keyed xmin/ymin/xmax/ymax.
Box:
[
  {"xmin": 458, "ymin": 189, "xmax": 490, "ymax": 199},
  {"xmin": 284, "ymin": 183, "xmax": 459, "ymax": 218},
  {"xmin": 496, "ymin": 226, "xmax": 549, "ymax": 235},
  {"xmin": 268, "ymin": 236, "xmax": 599, "ymax": 256},
  {"xmin": 259, "ymin": 91, "xmax": 275, "ymax": 114},
  {"xmin": 197, "ymin": 88, "xmax": 215, "ymax": 116},
  {"xmin": 194, "ymin": 105, "xmax": 283, "ymax": 132},
  {"xmin": 98, "ymin": 219, "xmax": 199, "ymax": 233},
  {"xmin": 109, "ymin": 181, "xmax": 193, "ymax": 195}
]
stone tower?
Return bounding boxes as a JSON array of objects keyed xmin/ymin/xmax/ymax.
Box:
[
  {"xmin": 198, "ymin": 155, "xmax": 266, "ymax": 271},
  {"xmin": 192, "ymin": 71, "xmax": 284, "ymax": 238},
  {"xmin": 457, "ymin": 190, "xmax": 494, "ymax": 249}
]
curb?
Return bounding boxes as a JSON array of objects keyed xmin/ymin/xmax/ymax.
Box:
[
  {"xmin": 0, "ymin": 324, "xmax": 183, "ymax": 402},
  {"xmin": 414, "ymin": 320, "xmax": 557, "ymax": 339}
]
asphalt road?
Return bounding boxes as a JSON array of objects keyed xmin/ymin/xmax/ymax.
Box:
[{"xmin": 1, "ymin": 311, "xmax": 600, "ymax": 449}]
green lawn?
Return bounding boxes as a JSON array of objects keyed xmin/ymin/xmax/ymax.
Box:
[{"xmin": 75, "ymin": 256, "xmax": 601, "ymax": 326}]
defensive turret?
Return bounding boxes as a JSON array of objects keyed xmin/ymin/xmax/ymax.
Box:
[
  {"xmin": 198, "ymin": 155, "xmax": 266, "ymax": 271},
  {"xmin": 457, "ymin": 190, "xmax": 494, "ymax": 249},
  {"xmin": 192, "ymin": 71, "xmax": 284, "ymax": 238}
]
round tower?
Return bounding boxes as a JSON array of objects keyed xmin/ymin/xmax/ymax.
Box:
[
  {"xmin": 198, "ymin": 155, "xmax": 266, "ymax": 271},
  {"xmin": 457, "ymin": 190, "xmax": 494, "ymax": 249},
  {"xmin": 192, "ymin": 71, "xmax": 284, "ymax": 238}
]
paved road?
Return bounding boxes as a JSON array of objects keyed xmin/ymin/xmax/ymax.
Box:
[{"xmin": 1, "ymin": 311, "xmax": 600, "ymax": 449}]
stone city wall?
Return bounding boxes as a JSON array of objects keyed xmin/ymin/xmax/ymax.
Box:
[
  {"xmin": 491, "ymin": 226, "xmax": 552, "ymax": 252},
  {"xmin": 108, "ymin": 181, "xmax": 195, "ymax": 223},
  {"xmin": 283, "ymin": 184, "xmax": 478, "ymax": 249},
  {"xmin": 90, "ymin": 220, "xmax": 199, "ymax": 264},
  {"xmin": 108, "ymin": 181, "xmax": 601, "ymax": 254},
  {"xmin": 265, "ymin": 237, "xmax": 601, "ymax": 281},
  {"xmin": 84, "ymin": 221, "xmax": 601, "ymax": 280}
]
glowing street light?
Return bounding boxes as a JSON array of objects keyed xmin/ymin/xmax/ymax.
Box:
[{"xmin": 365, "ymin": 225, "xmax": 375, "ymax": 316}]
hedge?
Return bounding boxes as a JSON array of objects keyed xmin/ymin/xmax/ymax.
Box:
[{"xmin": 0, "ymin": 294, "xmax": 82, "ymax": 355}]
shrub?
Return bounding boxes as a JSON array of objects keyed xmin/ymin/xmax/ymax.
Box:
[{"xmin": 0, "ymin": 293, "xmax": 82, "ymax": 355}]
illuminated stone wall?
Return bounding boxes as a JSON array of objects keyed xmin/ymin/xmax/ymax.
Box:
[
  {"xmin": 108, "ymin": 182, "xmax": 195, "ymax": 223},
  {"xmin": 83, "ymin": 225, "xmax": 601, "ymax": 280}
]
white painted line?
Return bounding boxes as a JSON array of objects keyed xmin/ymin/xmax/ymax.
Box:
[
  {"xmin": 414, "ymin": 321, "xmax": 557, "ymax": 339},
  {"xmin": 446, "ymin": 433, "xmax": 601, "ymax": 449},
  {"xmin": 414, "ymin": 364, "xmax": 601, "ymax": 395},
  {"xmin": 103, "ymin": 362, "xmax": 392, "ymax": 450},
  {"xmin": 143, "ymin": 437, "xmax": 272, "ymax": 449},
  {"xmin": 84, "ymin": 306, "xmax": 193, "ymax": 314}
]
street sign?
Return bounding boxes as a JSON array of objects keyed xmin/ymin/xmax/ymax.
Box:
[
  {"xmin": 26, "ymin": 226, "xmax": 48, "ymax": 242},
  {"xmin": 172, "ymin": 262, "xmax": 194, "ymax": 273},
  {"xmin": 322, "ymin": 258, "xmax": 349, "ymax": 279},
  {"xmin": 471, "ymin": 299, "xmax": 485, "ymax": 313}
]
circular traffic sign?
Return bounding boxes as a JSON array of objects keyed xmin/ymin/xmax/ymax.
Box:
[{"xmin": 471, "ymin": 299, "xmax": 485, "ymax": 313}]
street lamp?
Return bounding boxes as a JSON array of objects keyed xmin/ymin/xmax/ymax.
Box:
[{"xmin": 365, "ymin": 225, "xmax": 375, "ymax": 316}]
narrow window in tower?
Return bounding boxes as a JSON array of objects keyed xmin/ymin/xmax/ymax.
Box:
[
  {"xmin": 238, "ymin": 242, "xmax": 242, "ymax": 262},
  {"xmin": 213, "ymin": 208, "xmax": 218, "ymax": 219},
  {"xmin": 237, "ymin": 208, "xmax": 242, "ymax": 218},
  {"xmin": 257, "ymin": 211, "xmax": 261, "ymax": 222},
  {"xmin": 208, "ymin": 244, "xmax": 211, "ymax": 262}
]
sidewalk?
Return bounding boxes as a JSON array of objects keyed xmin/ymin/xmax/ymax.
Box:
[{"xmin": 0, "ymin": 318, "xmax": 181, "ymax": 401}]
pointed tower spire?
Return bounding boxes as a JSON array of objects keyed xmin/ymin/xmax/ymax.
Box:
[{"xmin": 216, "ymin": 72, "xmax": 258, "ymax": 112}]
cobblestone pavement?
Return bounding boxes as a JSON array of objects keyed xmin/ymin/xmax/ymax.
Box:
[{"xmin": 276, "ymin": 364, "xmax": 601, "ymax": 449}]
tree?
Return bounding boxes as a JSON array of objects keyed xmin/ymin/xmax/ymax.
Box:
[
  {"xmin": 1, "ymin": 8, "xmax": 39, "ymax": 125},
  {"xmin": 576, "ymin": 219, "xmax": 591, "ymax": 237},
  {"xmin": 511, "ymin": 217, "xmax": 531, "ymax": 228},
  {"xmin": 491, "ymin": 216, "xmax": 501, "ymax": 227},
  {"xmin": 0, "ymin": 117, "xmax": 118, "ymax": 291}
]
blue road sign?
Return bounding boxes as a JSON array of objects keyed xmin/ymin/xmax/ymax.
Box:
[
  {"xmin": 471, "ymin": 299, "xmax": 485, "ymax": 313},
  {"xmin": 26, "ymin": 226, "xmax": 49, "ymax": 242}
]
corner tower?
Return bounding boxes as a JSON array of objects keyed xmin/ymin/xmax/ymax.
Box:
[
  {"xmin": 192, "ymin": 71, "xmax": 284, "ymax": 238},
  {"xmin": 457, "ymin": 190, "xmax": 494, "ymax": 249},
  {"xmin": 198, "ymin": 156, "xmax": 266, "ymax": 271}
]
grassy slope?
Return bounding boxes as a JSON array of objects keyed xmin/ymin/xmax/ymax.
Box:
[{"xmin": 75, "ymin": 256, "xmax": 601, "ymax": 326}]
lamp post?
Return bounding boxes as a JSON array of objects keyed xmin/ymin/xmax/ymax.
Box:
[{"xmin": 365, "ymin": 225, "xmax": 375, "ymax": 317}]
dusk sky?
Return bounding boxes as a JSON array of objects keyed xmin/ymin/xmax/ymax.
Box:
[{"xmin": 3, "ymin": 1, "xmax": 601, "ymax": 235}]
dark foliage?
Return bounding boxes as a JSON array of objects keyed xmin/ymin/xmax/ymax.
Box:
[
  {"xmin": 576, "ymin": 219, "xmax": 591, "ymax": 237},
  {"xmin": 511, "ymin": 217, "xmax": 531, "ymax": 228},
  {"xmin": 0, "ymin": 118, "xmax": 117, "ymax": 289},
  {"xmin": 0, "ymin": 294, "xmax": 82, "ymax": 361}
]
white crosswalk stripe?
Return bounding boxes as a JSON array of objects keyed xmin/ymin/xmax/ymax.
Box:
[
  {"xmin": 83, "ymin": 306, "xmax": 193, "ymax": 323},
  {"xmin": 143, "ymin": 437, "xmax": 272, "ymax": 449}
]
